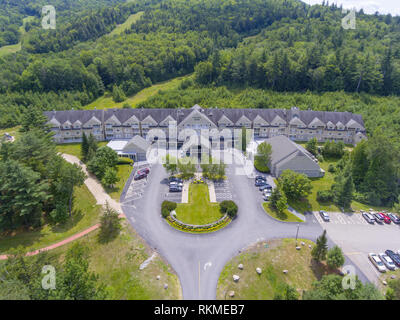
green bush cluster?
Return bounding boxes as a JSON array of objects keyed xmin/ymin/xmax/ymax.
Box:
[
  {"xmin": 219, "ymin": 200, "xmax": 238, "ymax": 219},
  {"xmin": 161, "ymin": 200, "xmax": 177, "ymax": 218},
  {"xmin": 254, "ymin": 157, "xmax": 270, "ymax": 173},
  {"xmin": 316, "ymin": 190, "xmax": 334, "ymax": 202},
  {"xmin": 117, "ymin": 157, "xmax": 133, "ymax": 165}
]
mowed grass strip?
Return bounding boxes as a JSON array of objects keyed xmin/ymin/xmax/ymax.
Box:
[
  {"xmin": 217, "ymin": 238, "xmax": 333, "ymax": 300},
  {"xmin": 84, "ymin": 74, "xmax": 192, "ymax": 110},
  {"xmin": 262, "ymin": 203, "xmax": 303, "ymax": 223},
  {"xmin": 0, "ymin": 184, "xmax": 101, "ymax": 254},
  {"xmin": 175, "ymin": 183, "xmax": 223, "ymax": 225},
  {"xmin": 0, "ymin": 16, "xmax": 35, "ymax": 57},
  {"xmin": 108, "ymin": 11, "xmax": 144, "ymax": 36}
]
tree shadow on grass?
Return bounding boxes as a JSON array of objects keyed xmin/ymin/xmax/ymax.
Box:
[
  {"xmin": 310, "ymin": 260, "xmax": 341, "ymax": 281},
  {"xmin": 49, "ymin": 208, "xmax": 84, "ymax": 234},
  {"xmin": 97, "ymin": 228, "xmax": 120, "ymax": 244}
]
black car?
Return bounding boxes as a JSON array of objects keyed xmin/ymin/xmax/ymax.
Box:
[
  {"xmin": 169, "ymin": 176, "xmax": 183, "ymax": 183},
  {"xmin": 259, "ymin": 185, "xmax": 272, "ymax": 191},
  {"xmin": 255, "ymin": 176, "xmax": 266, "ymax": 181},
  {"xmin": 255, "ymin": 180, "xmax": 267, "ymax": 187},
  {"xmin": 385, "ymin": 250, "xmax": 400, "ymax": 267},
  {"xmin": 373, "ymin": 213, "xmax": 384, "ymax": 224},
  {"xmin": 389, "ymin": 213, "xmax": 400, "ymax": 224}
]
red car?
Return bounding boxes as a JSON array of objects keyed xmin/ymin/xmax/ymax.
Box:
[
  {"xmin": 137, "ymin": 168, "xmax": 150, "ymax": 175},
  {"xmin": 378, "ymin": 212, "xmax": 391, "ymax": 224}
]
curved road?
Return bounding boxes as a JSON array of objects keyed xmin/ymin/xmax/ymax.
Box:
[{"xmin": 121, "ymin": 162, "xmax": 367, "ymax": 300}]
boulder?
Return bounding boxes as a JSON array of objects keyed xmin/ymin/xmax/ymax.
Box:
[
  {"xmin": 256, "ymin": 268, "xmax": 262, "ymax": 275},
  {"xmin": 296, "ymin": 246, "xmax": 301, "ymax": 250},
  {"xmin": 382, "ymin": 280, "xmax": 387, "ymax": 286},
  {"xmin": 283, "ymin": 270, "xmax": 288, "ymax": 274},
  {"xmin": 391, "ymin": 275, "xmax": 396, "ymax": 279},
  {"xmin": 233, "ymin": 275, "xmax": 240, "ymax": 282},
  {"xmin": 309, "ymin": 245, "xmax": 312, "ymax": 249},
  {"xmin": 228, "ymin": 291, "xmax": 235, "ymax": 298},
  {"xmin": 238, "ymin": 264, "xmax": 244, "ymax": 270},
  {"xmin": 164, "ymin": 283, "xmax": 168, "ymax": 289},
  {"xmin": 301, "ymin": 242, "xmax": 305, "ymax": 246},
  {"xmin": 156, "ymin": 275, "xmax": 160, "ymax": 280}
]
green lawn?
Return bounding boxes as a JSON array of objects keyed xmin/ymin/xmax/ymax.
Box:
[
  {"xmin": 46, "ymin": 222, "xmax": 181, "ymax": 299},
  {"xmin": 0, "ymin": 184, "xmax": 102, "ymax": 254},
  {"xmin": 262, "ymin": 203, "xmax": 303, "ymax": 223},
  {"xmin": 84, "ymin": 74, "xmax": 192, "ymax": 110},
  {"xmin": 175, "ymin": 183, "xmax": 223, "ymax": 225},
  {"xmin": 108, "ymin": 11, "xmax": 144, "ymax": 36},
  {"xmin": 105, "ymin": 163, "xmax": 133, "ymax": 201},
  {"xmin": 217, "ymin": 238, "xmax": 336, "ymax": 300},
  {"xmin": 56, "ymin": 142, "xmax": 107, "ymax": 159},
  {"xmin": 0, "ymin": 16, "xmax": 35, "ymax": 57},
  {"xmin": 0, "ymin": 126, "xmax": 21, "ymax": 141},
  {"xmin": 289, "ymin": 158, "xmax": 391, "ymax": 213}
]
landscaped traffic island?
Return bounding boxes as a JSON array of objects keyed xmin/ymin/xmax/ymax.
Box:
[
  {"xmin": 262, "ymin": 203, "xmax": 303, "ymax": 223},
  {"xmin": 162, "ymin": 182, "xmax": 237, "ymax": 234}
]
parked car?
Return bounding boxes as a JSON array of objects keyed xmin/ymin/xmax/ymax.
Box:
[
  {"xmin": 255, "ymin": 176, "xmax": 266, "ymax": 181},
  {"xmin": 134, "ymin": 172, "xmax": 147, "ymax": 180},
  {"xmin": 169, "ymin": 183, "xmax": 182, "ymax": 192},
  {"xmin": 362, "ymin": 212, "xmax": 375, "ymax": 224},
  {"xmin": 137, "ymin": 168, "xmax": 150, "ymax": 175},
  {"xmin": 388, "ymin": 213, "xmax": 400, "ymax": 224},
  {"xmin": 263, "ymin": 189, "xmax": 272, "ymax": 196},
  {"xmin": 385, "ymin": 250, "xmax": 400, "ymax": 267},
  {"xmin": 379, "ymin": 212, "xmax": 391, "ymax": 224},
  {"xmin": 169, "ymin": 181, "xmax": 183, "ymax": 188},
  {"xmin": 255, "ymin": 180, "xmax": 267, "ymax": 187},
  {"xmin": 373, "ymin": 213, "xmax": 384, "ymax": 224},
  {"xmin": 263, "ymin": 194, "xmax": 271, "ymax": 201},
  {"xmin": 379, "ymin": 253, "xmax": 396, "ymax": 271},
  {"xmin": 259, "ymin": 185, "xmax": 272, "ymax": 192},
  {"xmin": 319, "ymin": 210, "xmax": 330, "ymax": 222},
  {"xmin": 368, "ymin": 253, "xmax": 387, "ymax": 272},
  {"xmin": 169, "ymin": 180, "xmax": 183, "ymax": 187}
]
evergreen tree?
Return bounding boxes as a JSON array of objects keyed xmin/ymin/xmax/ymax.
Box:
[
  {"xmin": 311, "ymin": 230, "xmax": 328, "ymax": 262},
  {"xmin": 81, "ymin": 132, "xmax": 89, "ymax": 162}
]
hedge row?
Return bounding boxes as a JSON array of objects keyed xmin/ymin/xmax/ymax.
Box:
[{"xmin": 167, "ymin": 215, "xmax": 230, "ymax": 233}]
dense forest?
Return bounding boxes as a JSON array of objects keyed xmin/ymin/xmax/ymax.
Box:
[{"xmin": 0, "ymin": 0, "xmax": 400, "ymax": 207}]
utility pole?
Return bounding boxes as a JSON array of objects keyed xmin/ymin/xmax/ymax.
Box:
[{"xmin": 295, "ymin": 223, "xmax": 300, "ymax": 247}]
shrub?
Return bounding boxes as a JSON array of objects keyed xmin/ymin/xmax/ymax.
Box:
[
  {"xmin": 254, "ymin": 157, "xmax": 270, "ymax": 173},
  {"xmin": 317, "ymin": 154, "xmax": 324, "ymax": 163},
  {"xmin": 317, "ymin": 190, "xmax": 334, "ymax": 202},
  {"xmin": 117, "ymin": 157, "xmax": 133, "ymax": 165},
  {"xmin": 328, "ymin": 164, "xmax": 335, "ymax": 173},
  {"xmin": 220, "ymin": 200, "xmax": 238, "ymax": 219},
  {"xmin": 161, "ymin": 200, "xmax": 177, "ymax": 218}
]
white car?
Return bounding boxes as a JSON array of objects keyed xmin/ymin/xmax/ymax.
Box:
[
  {"xmin": 369, "ymin": 253, "xmax": 387, "ymax": 272},
  {"xmin": 379, "ymin": 253, "xmax": 396, "ymax": 271},
  {"xmin": 319, "ymin": 210, "xmax": 330, "ymax": 222}
]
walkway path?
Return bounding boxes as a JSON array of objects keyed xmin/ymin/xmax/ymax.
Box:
[{"xmin": 0, "ymin": 153, "xmax": 125, "ymax": 261}]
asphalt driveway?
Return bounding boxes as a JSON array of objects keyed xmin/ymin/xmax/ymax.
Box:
[{"xmin": 121, "ymin": 159, "xmax": 368, "ymax": 300}]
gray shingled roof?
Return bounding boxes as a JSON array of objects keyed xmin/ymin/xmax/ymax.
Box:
[
  {"xmin": 263, "ymin": 135, "xmax": 316, "ymax": 167},
  {"xmin": 44, "ymin": 105, "xmax": 365, "ymax": 129}
]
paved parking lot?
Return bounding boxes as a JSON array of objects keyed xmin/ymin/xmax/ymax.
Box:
[
  {"xmin": 313, "ymin": 211, "xmax": 400, "ymax": 285},
  {"xmin": 214, "ymin": 179, "xmax": 233, "ymax": 202},
  {"xmin": 164, "ymin": 190, "xmax": 183, "ymax": 203},
  {"xmin": 121, "ymin": 162, "xmax": 152, "ymax": 207}
]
